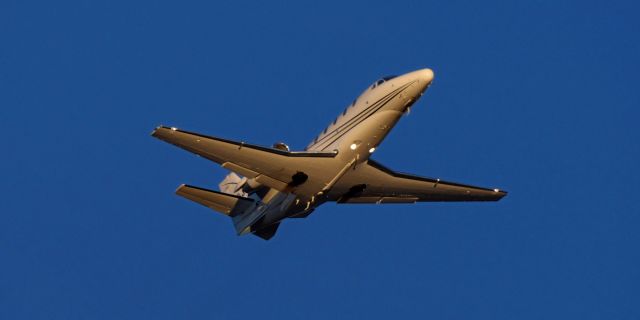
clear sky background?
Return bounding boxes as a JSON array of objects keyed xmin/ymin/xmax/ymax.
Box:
[{"xmin": 2, "ymin": 0, "xmax": 639, "ymax": 319}]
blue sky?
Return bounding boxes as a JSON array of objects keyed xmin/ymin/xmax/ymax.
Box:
[{"xmin": 2, "ymin": 0, "xmax": 639, "ymax": 319}]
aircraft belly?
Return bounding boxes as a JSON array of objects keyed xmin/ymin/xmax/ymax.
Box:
[
  {"xmin": 256, "ymin": 191, "xmax": 322, "ymax": 224},
  {"xmin": 332, "ymin": 109, "xmax": 404, "ymax": 162}
]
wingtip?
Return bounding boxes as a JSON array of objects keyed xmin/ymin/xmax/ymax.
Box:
[
  {"xmin": 151, "ymin": 125, "xmax": 178, "ymax": 138},
  {"xmin": 174, "ymin": 183, "xmax": 188, "ymax": 194},
  {"xmin": 150, "ymin": 125, "xmax": 162, "ymax": 137},
  {"xmin": 495, "ymin": 189, "xmax": 508, "ymax": 200}
]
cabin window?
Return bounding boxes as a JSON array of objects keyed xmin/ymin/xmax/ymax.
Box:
[
  {"xmin": 371, "ymin": 79, "xmax": 385, "ymax": 89},
  {"xmin": 370, "ymin": 76, "xmax": 396, "ymax": 89}
]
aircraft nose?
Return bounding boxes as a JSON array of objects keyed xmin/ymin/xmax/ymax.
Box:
[
  {"xmin": 416, "ymin": 68, "xmax": 434, "ymax": 85},
  {"xmin": 409, "ymin": 68, "xmax": 434, "ymax": 97}
]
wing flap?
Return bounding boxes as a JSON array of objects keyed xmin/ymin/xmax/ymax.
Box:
[
  {"xmin": 339, "ymin": 196, "xmax": 419, "ymax": 204},
  {"xmin": 221, "ymin": 162, "xmax": 289, "ymax": 191}
]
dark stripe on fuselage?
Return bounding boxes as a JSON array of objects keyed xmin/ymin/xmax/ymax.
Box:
[
  {"xmin": 307, "ymin": 83, "xmax": 409, "ymax": 149},
  {"xmin": 317, "ymin": 81, "xmax": 416, "ymax": 150},
  {"xmin": 308, "ymin": 80, "xmax": 416, "ymax": 150}
]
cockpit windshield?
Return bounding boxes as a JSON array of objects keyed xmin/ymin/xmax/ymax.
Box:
[{"xmin": 370, "ymin": 75, "xmax": 398, "ymax": 89}]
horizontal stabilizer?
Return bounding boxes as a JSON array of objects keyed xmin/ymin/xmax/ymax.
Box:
[{"xmin": 175, "ymin": 184, "xmax": 255, "ymax": 216}]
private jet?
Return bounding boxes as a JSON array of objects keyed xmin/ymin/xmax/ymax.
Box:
[{"xmin": 152, "ymin": 68, "xmax": 506, "ymax": 240}]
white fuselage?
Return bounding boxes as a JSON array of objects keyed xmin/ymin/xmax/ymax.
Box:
[
  {"xmin": 306, "ymin": 68, "xmax": 433, "ymax": 160},
  {"xmin": 252, "ymin": 69, "xmax": 434, "ymax": 227}
]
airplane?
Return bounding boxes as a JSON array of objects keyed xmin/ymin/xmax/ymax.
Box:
[{"xmin": 151, "ymin": 68, "xmax": 506, "ymax": 240}]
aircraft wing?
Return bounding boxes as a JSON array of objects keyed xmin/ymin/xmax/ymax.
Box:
[
  {"xmin": 151, "ymin": 126, "xmax": 339, "ymax": 196},
  {"xmin": 333, "ymin": 159, "xmax": 506, "ymax": 203}
]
